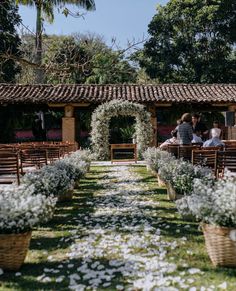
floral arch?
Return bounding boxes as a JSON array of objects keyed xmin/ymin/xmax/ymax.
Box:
[{"xmin": 91, "ymin": 100, "xmax": 153, "ymax": 160}]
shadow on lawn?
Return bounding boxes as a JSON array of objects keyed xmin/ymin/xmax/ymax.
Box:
[{"xmin": 1, "ymin": 258, "xmax": 128, "ymax": 291}]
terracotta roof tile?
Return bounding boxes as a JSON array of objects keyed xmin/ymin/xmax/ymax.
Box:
[{"xmin": 0, "ymin": 84, "xmax": 235, "ymax": 105}]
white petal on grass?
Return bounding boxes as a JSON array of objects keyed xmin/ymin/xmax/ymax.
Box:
[
  {"xmin": 15, "ymin": 272, "xmax": 21, "ymax": 276},
  {"xmin": 64, "ymin": 165, "xmax": 205, "ymax": 290},
  {"xmin": 218, "ymin": 282, "xmax": 227, "ymax": 289},
  {"xmin": 188, "ymin": 268, "xmax": 203, "ymax": 274}
]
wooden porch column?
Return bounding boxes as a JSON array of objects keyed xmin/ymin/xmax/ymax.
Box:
[
  {"xmin": 147, "ymin": 105, "xmax": 157, "ymax": 147},
  {"xmin": 62, "ymin": 105, "xmax": 75, "ymax": 142},
  {"xmin": 227, "ymin": 105, "xmax": 236, "ymax": 139}
]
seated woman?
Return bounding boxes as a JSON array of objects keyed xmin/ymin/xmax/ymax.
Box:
[
  {"xmin": 203, "ymin": 128, "xmax": 225, "ymax": 147},
  {"xmin": 192, "ymin": 130, "xmax": 203, "ymax": 145},
  {"xmin": 160, "ymin": 130, "xmax": 179, "ymax": 149}
]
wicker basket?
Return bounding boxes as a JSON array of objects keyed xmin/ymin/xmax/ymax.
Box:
[
  {"xmin": 57, "ymin": 188, "xmax": 74, "ymax": 202},
  {"xmin": 0, "ymin": 231, "xmax": 32, "ymax": 271},
  {"xmin": 74, "ymin": 180, "xmax": 80, "ymax": 189},
  {"xmin": 156, "ymin": 174, "xmax": 166, "ymax": 187},
  {"xmin": 166, "ymin": 182, "xmax": 176, "ymax": 200},
  {"xmin": 202, "ymin": 223, "xmax": 236, "ymax": 267},
  {"xmin": 166, "ymin": 183, "xmax": 184, "ymax": 201}
]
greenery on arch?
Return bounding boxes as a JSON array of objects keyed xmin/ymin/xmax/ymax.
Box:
[{"xmin": 91, "ymin": 100, "xmax": 153, "ymax": 160}]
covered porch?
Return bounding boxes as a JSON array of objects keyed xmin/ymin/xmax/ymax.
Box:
[{"xmin": 0, "ymin": 83, "xmax": 236, "ymax": 146}]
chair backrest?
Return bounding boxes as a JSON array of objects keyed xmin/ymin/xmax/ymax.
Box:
[
  {"xmin": 192, "ymin": 149, "xmax": 217, "ymax": 171},
  {"xmin": 167, "ymin": 144, "xmax": 179, "ymax": 158},
  {"xmin": 20, "ymin": 149, "xmax": 48, "ymax": 174},
  {"xmin": 42, "ymin": 146, "xmax": 61, "ymax": 163},
  {"xmin": 201, "ymin": 146, "xmax": 223, "ymax": 151},
  {"xmin": 179, "ymin": 145, "xmax": 201, "ymax": 161},
  {"xmin": 0, "ymin": 152, "xmax": 20, "ymax": 185},
  {"xmin": 215, "ymin": 150, "xmax": 236, "ymax": 178}
]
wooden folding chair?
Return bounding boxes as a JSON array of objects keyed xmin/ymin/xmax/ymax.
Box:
[
  {"xmin": 20, "ymin": 149, "xmax": 48, "ymax": 174},
  {"xmin": 192, "ymin": 149, "xmax": 217, "ymax": 171},
  {"xmin": 215, "ymin": 150, "xmax": 236, "ymax": 178},
  {"xmin": 179, "ymin": 145, "xmax": 201, "ymax": 161},
  {"xmin": 167, "ymin": 144, "xmax": 179, "ymax": 158},
  {"xmin": 0, "ymin": 152, "xmax": 20, "ymax": 185}
]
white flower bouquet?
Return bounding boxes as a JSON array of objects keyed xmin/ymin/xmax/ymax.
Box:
[
  {"xmin": 143, "ymin": 147, "xmax": 174, "ymax": 173},
  {"xmin": 0, "ymin": 185, "xmax": 56, "ymax": 234},
  {"xmin": 22, "ymin": 163, "xmax": 73, "ymax": 198},
  {"xmin": 176, "ymin": 171, "xmax": 236, "ymax": 227},
  {"xmin": 159, "ymin": 158, "xmax": 213, "ymax": 195},
  {"xmin": 68, "ymin": 150, "xmax": 92, "ymax": 176}
]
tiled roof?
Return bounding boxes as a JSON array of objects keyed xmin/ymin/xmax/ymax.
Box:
[{"xmin": 0, "ymin": 84, "xmax": 235, "ymax": 105}]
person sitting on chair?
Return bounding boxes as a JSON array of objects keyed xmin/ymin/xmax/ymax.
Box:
[
  {"xmin": 160, "ymin": 130, "xmax": 179, "ymax": 149},
  {"xmin": 203, "ymin": 128, "xmax": 224, "ymax": 148},
  {"xmin": 192, "ymin": 130, "xmax": 203, "ymax": 145}
]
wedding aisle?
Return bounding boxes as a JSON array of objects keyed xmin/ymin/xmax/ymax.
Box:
[
  {"xmin": 63, "ymin": 165, "xmax": 203, "ymax": 290},
  {"xmin": 1, "ymin": 165, "xmax": 234, "ymax": 290}
]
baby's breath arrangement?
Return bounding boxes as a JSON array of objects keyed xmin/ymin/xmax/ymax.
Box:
[
  {"xmin": 22, "ymin": 164, "xmax": 73, "ymax": 197},
  {"xmin": 0, "ymin": 185, "xmax": 56, "ymax": 234},
  {"xmin": 158, "ymin": 158, "xmax": 213, "ymax": 195},
  {"xmin": 176, "ymin": 171, "xmax": 236, "ymax": 227},
  {"xmin": 67, "ymin": 150, "xmax": 92, "ymax": 177},
  {"xmin": 143, "ymin": 147, "xmax": 174, "ymax": 172}
]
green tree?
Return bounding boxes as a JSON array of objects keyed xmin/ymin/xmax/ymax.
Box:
[
  {"xmin": 0, "ymin": 1, "xmax": 21, "ymax": 83},
  {"xmin": 135, "ymin": 0, "xmax": 236, "ymax": 83},
  {"xmin": 43, "ymin": 34, "xmax": 137, "ymax": 84},
  {"xmin": 17, "ymin": 0, "xmax": 96, "ymax": 83}
]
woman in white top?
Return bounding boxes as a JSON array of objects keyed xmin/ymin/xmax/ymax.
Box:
[{"xmin": 160, "ymin": 130, "xmax": 179, "ymax": 149}]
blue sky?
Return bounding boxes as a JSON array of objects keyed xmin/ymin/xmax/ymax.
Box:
[{"xmin": 19, "ymin": 0, "xmax": 168, "ymax": 48}]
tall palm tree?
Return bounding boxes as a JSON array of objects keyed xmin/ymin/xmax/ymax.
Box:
[{"xmin": 17, "ymin": 0, "xmax": 96, "ymax": 83}]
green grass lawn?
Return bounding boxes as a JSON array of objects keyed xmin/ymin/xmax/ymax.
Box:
[{"xmin": 0, "ymin": 165, "xmax": 236, "ymax": 290}]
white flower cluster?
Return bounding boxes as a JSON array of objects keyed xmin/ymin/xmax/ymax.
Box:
[
  {"xmin": 91, "ymin": 100, "xmax": 153, "ymax": 160},
  {"xmin": 0, "ymin": 185, "xmax": 56, "ymax": 234},
  {"xmin": 22, "ymin": 164, "xmax": 73, "ymax": 197},
  {"xmin": 66, "ymin": 149, "xmax": 92, "ymax": 179},
  {"xmin": 22, "ymin": 150, "xmax": 92, "ymax": 197},
  {"xmin": 160, "ymin": 160, "xmax": 213, "ymax": 195},
  {"xmin": 143, "ymin": 147, "xmax": 174, "ymax": 172},
  {"xmin": 177, "ymin": 171, "xmax": 236, "ymax": 227},
  {"xmin": 144, "ymin": 147, "xmax": 213, "ymax": 195}
]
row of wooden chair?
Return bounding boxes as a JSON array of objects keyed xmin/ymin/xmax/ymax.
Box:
[
  {"xmin": 164, "ymin": 144, "xmax": 236, "ymax": 178},
  {"xmin": 0, "ymin": 143, "xmax": 77, "ymax": 185},
  {"xmin": 192, "ymin": 149, "xmax": 236, "ymax": 178}
]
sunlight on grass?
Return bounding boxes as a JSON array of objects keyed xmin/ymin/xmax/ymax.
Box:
[{"xmin": 1, "ymin": 165, "xmax": 236, "ymax": 290}]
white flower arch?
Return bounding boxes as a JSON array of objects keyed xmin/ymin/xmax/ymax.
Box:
[{"xmin": 91, "ymin": 100, "xmax": 153, "ymax": 160}]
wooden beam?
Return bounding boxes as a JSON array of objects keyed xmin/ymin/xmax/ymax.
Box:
[
  {"xmin": 154, "ymin": 103, "xmax": 172, "ymax": 107},
  {"xmin": 48, "ymin": 103, "xmax": 91, "ymax": 107}
]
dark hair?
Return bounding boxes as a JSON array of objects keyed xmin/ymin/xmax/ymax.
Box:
[
  {"xmin": 181, "ymin": 113, "xmax": 192, "ymax": 123},
  {"xmin": 171, "ymin": 130, "xmax": 177, "ymax": 138},
  {"xmin": 192, "ymin": 113, "xmax": 200, "ymax": 119},
  {"xmin": 213, "ymin": 120, "xmax": 219, "ymax": 124}
]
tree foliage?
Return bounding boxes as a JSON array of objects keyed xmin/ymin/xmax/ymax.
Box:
[
  {"xmin": 135, "ymin": 0, "xmax": 236, "ymax": 83},
  {"xmin": 19, "ymin": 34, "xmax": 137, "ymax": 84},
  {"xmin": 17, "ymin": 0, "xmax": 96, "ymax": 83},
  {"xmin": 0, "ymin": 1, "xmax": 21, "ymax": 83}
]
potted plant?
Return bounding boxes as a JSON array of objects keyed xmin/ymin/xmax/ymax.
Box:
[
  {"xmin": 159, "ymin": 159, "xmax": 212, "ymax": 200},
  {"xmin": 176, "ymin": 172, "xmax": 236, "ymax": 267},
  {"xmin": 22, "ymin": 163, "xmax": 74, "ymax": 202},
  {"xmin": 0, "ymin": 186, "xmax": 56, "ymax": 270},
  {"xmin": 143, "ymin": 147, "xmax": 174, "ymax": 186}
]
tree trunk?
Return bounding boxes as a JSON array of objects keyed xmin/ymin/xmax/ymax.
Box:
[{"xmin": 35, "ymin": 1, "xmax": 44, "ymax": 83}]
